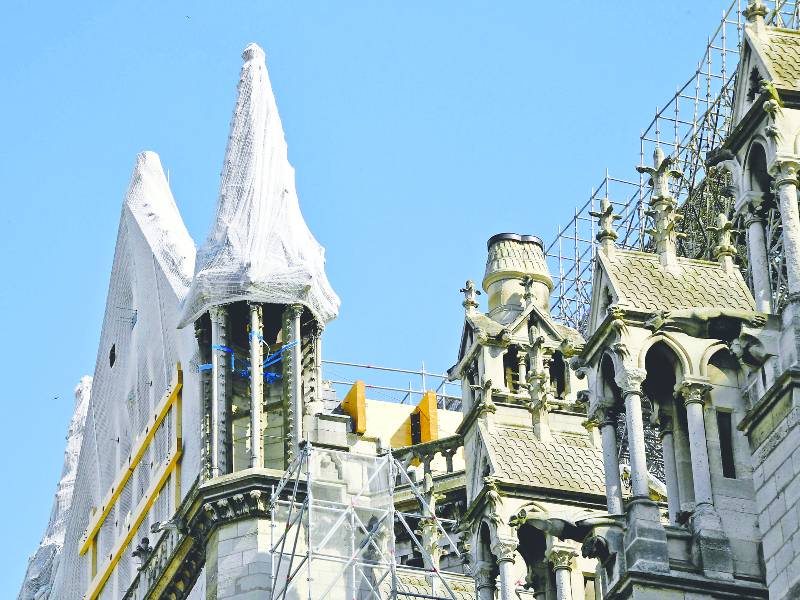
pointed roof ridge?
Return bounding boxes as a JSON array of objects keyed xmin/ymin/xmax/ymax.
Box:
[
  {"xmin": 123, "ymin": 151, "xmax": 196, "ymax": 297},
  {"xmin": 179, "ymin": 43, "xmax": 340, "ymax": 327}
]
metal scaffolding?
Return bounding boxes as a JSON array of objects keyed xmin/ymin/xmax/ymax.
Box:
[
  {"xmin": 267, "ymin": 444, "xmax": 469, "ymax": 600},
  {"xmin": 547, "ymin": 0, "xmax": 800, "ymax": 333}
]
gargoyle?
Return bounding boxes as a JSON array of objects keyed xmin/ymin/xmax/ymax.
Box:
[
  {"xmin": 581, "ymin": 534, "xmax": 611, "ymax": 562},
  {"xmin": 645, "ymin": 308, "xmax": 767, "ymax": 343},
  {"xmin": 730, "ymin": 332, "xmax": 773, "ymax": 367}
]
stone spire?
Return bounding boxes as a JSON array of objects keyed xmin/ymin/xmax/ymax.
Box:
[
  {"xmin": 637, "ymin": 147, "xmax": 685, "ymax": 269},
  {"xmin": 179, "ymin": 43, "xmax": 340, "ymax": 327}
]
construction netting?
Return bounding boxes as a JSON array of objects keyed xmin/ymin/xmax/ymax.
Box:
[
  {"xmin": 268, "ymin": 445, "xmax": 473, "ymax": 600},
  {"xmin": 179, "ymin": 43, "xmax": 340, "ymax": 328}
]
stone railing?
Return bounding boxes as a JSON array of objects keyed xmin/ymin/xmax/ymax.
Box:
[{"xmin": 392, "ymin": 434, "xmax": 464, "ymax": 476}]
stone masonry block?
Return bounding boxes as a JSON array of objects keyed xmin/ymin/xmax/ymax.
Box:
[
  {"xmin": 775, "ymin": 459, "xmax": 795, "ymax": 493},
  {"xmin": 781, "ymin": 507, "xmax": 799, "ymax": 540},
  {"xmin": 236, "ymin": 573, "xmax": 270, "ymax": 593},
  {"xmin": 769, "ymin": 494, "xmax": 787, "ymax": 526},
  {"xmin": 763, "ymin": 525, "xmax": 784, "ymax": 561},
  {"xmin": 786, "ymin": 476, "xmax": 800, "ymax": 506},
  {"xmin": 756, "ymin": 477, "xmax": 777, "ymax": 508},
  {"xmin": 218, "ymin": 533, "xmax": 258, "ymax": 557},
  {"xmin": 759, "ymin": 510, "xmax": 771, "ymax": 534},
  {"xmin": 218, "ymin": 522, "xmax": 240, "ymax": 541},
  {"xmin": 218, "ymin": 551, "xmax": 244, "ymax": 572},
  {"xmin": 774, "ymin": 541, "xmax": 794, "ymax": 576}
]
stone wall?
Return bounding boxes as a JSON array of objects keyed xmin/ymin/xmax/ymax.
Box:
[
  {"xmin": 205, "ymin": 519, "xmax": 272, "ymax": 599},
  {"xmin": 749, "ymin": 393, "xmax": 800, "ymax": 599}
]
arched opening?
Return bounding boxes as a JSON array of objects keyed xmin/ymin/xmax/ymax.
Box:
[
  {"xmin": 644, "ymin": 342, "xmax": 693, "ymax": 518},
  {"xmin": 517, "ymin": 523, "xmax": 549, "ymax": 595},
  {"xmin": 503, "ymin": 345, "xmax": 521, "ymax": 392},
  {"xmin": 746, "ymin": 141, "xmax": 786, "ymax": 310},
  {"xmin": 746, "ymin": 142, "xmax": 771, "ymax": 197},
  {"xmin": 549, "ymin": 351, "xmax": 567, "ymax": 399},
  {"xmin": 707, "ymin": 349, "xmax": 745, "ymax": 480}
]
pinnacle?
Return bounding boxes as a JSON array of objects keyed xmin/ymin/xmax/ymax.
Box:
[{"xmin": 242, "ymin": 42, "xmax": 265, "ymax": 63}]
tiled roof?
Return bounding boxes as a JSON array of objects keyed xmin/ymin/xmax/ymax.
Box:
[
  {"xmin": 601, "ymin": 250, "xmax": 755, "ymax": 313},
  {"xmin": 762, "ymin": 28, "xmax": 800, "ymax": 90},
  {"xmin": 381, "ymin": 571, "xmax": 475, "ymax": 600},
  {"xmin": 466, "ymin": 312, "xmax": 505, "ymax": 337},
  {"xmin": 484, "ymin": 426, "xmax": 606, "ymax": 495}
]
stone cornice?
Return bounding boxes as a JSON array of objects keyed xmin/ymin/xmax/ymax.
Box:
[{"xmin": 608, "ymin": 565, "xmax": 767, "ymax": 599}]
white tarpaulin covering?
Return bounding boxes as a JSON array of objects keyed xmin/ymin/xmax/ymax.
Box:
[
  {"xmin": 179, "ymin": 43, "xmax": 340, "ymax": 327},
  {"xmin": 17, "ymin": 377, "xmax": 91, "ymax": 600}
]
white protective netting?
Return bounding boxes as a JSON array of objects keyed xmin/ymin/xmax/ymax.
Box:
[
  {"xmin": 44, "ymin": 152, "xmax": 201, "ymax": 600},
  {"xmin": 17, "ymin": 377, "xmax": 91, "ymax": 600},
  {"xmin": 179, "ymin": 43, "xmax": 340, "ymax": 328}
]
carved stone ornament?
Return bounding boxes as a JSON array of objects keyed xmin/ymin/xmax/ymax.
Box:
[
  {"xmin": 706, "ymin": 213, "xmax": 737, "ymax": 261},
  {"xmin": 637, "ymin": 147, "xmax": 683, "ymax": 202},
  {"xmin": 581, "ymin": 534, "xmax": 611, "ymax": 562},
  {"xmin": 491, "ymin": 538, "xmax": 518, "ymax": 563},
  {"xmin": 460, "ymin": 279, "xmax": 481, "ymax": 312},
  {"xmin": 586, "ymin": 403, "xmax": 616, "ymax": 429},
  {"xmin": 547, "ymin": 548, "xmax": 577, "ymax": 570},
  {"xmin": 676, "ymin": 381, "xmax": 712, "ymax": 406},
  {"xmin": 743, "ymin": 0, "xmax": 768, "ymax": 22},
  {"xmin": 589, "ymin": 197, "xmax": 621, "ymax": 244},
  {"xmin": 614, "ymin": 367, "xmax": 647, "ymax": 396},
  {"xmin": 773, "ymin": 159, "xmax": 799, "ymax": 188},
  {"xmin": 483, "ymin": 476, "xmax": 504, "ymax": 528},
  {"xmin": 478, "ymin": 378, "xmax": 497, "ymax": 415}
]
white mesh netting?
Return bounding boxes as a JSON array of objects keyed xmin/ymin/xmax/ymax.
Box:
[
  {"xmin": 179, "ymin": 43, "xmax": 340, "ymax": 328},
  {"xmin": 17, "ymin": 377, "xmax": 91, "ymax": 600},
  {"xmin": 41, "ymin": 152, "xmax": 201, "ymax": 600}
]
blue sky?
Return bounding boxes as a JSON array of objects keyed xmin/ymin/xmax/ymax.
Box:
[{"xmin": 1, "ymin": 0, "xmax": 730, "ymax": 594}]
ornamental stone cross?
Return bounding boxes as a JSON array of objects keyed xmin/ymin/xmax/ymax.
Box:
[
  {"xmin": 589, "ymin": 197, "xmax": 621, "ymax": 244},
  {"xmin": 637, "ymin": 146, "xmax": 683, "ymax": 202},
  {"xmin": 707, "ymin": 213, "xmax": 737, "ymax": 264},
  {"xmin": 460, "ymin": 279, "xmax": 481, "ymax": 311}
]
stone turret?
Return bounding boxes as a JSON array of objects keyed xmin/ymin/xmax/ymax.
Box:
[{"xmin": 482, "ymin": 233, "xmax": 552, "ymax": 323}]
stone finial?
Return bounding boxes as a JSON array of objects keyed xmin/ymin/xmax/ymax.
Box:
[
  {"xmin": 638, "ymin": 147, "xmax": 686, "ymax": 269},
  {"xmin": 706, "ymin": 213, "xmax": 738, "ymax": 272},
  {"xmin": 743, "ymin": 0, "xmax": 768, "ymax": 23},
  {"xmin": 637, "ymin": 147, "xmax": 683, "ymax": 202},
  {"xmin": 460, "ymin": 280, "xmax": 481, "ymax": 312},
  {"xmin": 589, "ymin": 197, "xmax": 621, "ymax": 255},
  {"xmin": 521, "ymin": 275, "xmax": 535, "ymax": 307}
]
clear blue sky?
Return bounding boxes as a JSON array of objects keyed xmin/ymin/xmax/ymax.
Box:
[{"xmin": 1, "ymin": 0, "xmax": 730, "ymax": 594}]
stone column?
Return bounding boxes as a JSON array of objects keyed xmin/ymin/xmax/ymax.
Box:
[
  {"xmin": 475, "ymin": 562, "xmax": 495, "ymax": 600},
  {"xmin": 249, "ymin": 303, "xmax": 263, "ymax": 469},
  {"xmin": 677, "ymin": 380, "xmax": 734, "ymax": 579},
  {"xmin": 589, "ymin": 403, "xmax": 624, "ymax": 515},
  {"xmin": 658, "ymin": 416, "xmax": 681, "ymax": 524},
  {"xmin": 743, "ymin": 196, "xmax": 772, "ymax": 312},
  {"xmin": 774, "ymin": 160, "xmax": 800, "ymax": 293},
  {"xmin": 615, "ymin": 368, "xmax": 650, "ymax": 498},
  {"xmin": 677, "ymin": 382, "xmax": 714, "ymax": 507},
  {"xmin": 517, "ymin": 351, "xmax": 528, "ymax": 394},
  {"xmin": 209, "ymin": 306, "xmax": 229, "ymax": 477},
  {"xmin": 491, "ymin": 539, "xmax": 518, "ymax": 600},
  {"xmin": 547, "ymin": 548, "xmax": 576, "ymax": 600},
  {"xmin": 284, "ymin": 304, "xmax": 305, "ymax": 456}
]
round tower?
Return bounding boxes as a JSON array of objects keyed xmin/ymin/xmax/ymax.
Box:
[{"xmin": 482, "ymin": 233, "xmax": 553, "ymax": 318}]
